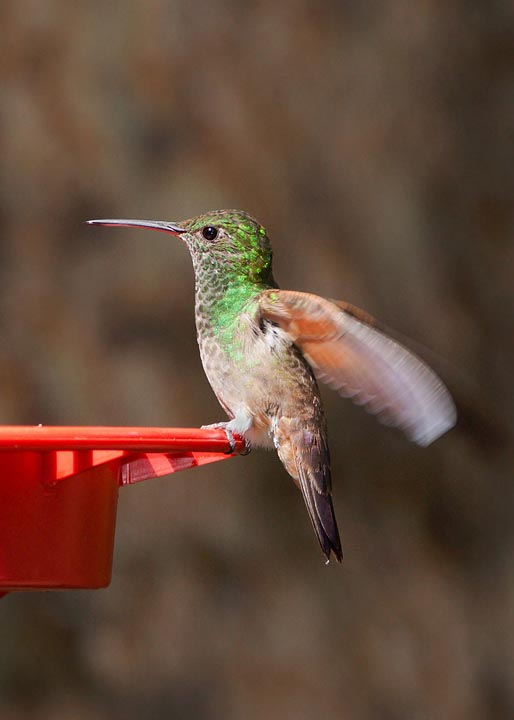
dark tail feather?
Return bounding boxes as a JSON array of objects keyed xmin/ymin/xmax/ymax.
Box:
[
  {"xmin": 298, "ymin": 466, "xmax": 343, "ymax": 562},
  {"xmin": 275, "ymin": 417, "xmax": 342, "ymax": 562}
]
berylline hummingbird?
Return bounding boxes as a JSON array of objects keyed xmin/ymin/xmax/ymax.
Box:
[{"xmin": 88, "ymin": 210, "xmax": 456, "ymax": 563}]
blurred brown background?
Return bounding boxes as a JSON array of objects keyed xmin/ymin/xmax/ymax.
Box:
[{"xmin": 1, "ymin": 1, "xmax": 513, "ymax": 718}]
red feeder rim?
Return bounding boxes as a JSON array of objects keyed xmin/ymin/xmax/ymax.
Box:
[{"xmin": 0, "ymin": 425, "xmax": 244, "ymax": 596}]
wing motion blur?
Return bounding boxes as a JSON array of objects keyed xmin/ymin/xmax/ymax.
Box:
[{"xmin": 259, "ymin": 290, "xmax": 457, "ymax": 446}]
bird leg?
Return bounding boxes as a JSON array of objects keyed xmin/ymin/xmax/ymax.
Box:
[{"xmin": 201, "ymin": 421, "xmax": 252, "ymax": 455}]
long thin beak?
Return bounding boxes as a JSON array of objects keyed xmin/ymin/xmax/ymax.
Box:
[{"xmin": 86, "ymin": 219, "xmax": 187, "ymax": 234}]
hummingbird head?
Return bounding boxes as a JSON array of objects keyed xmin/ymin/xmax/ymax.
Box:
[
  {"xmin": 181, "ymin": 209, "xmax": 275, "ymax": 286},
  {"xmin": 88, "ymin": 209, "xmax": 275, "ymax": 288}
]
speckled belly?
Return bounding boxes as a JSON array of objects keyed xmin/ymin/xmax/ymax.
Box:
[
  {"xmin": 198, "ymin": 331, "xmax": 277, "ymax": 418},
  {"xmin": 196, "ymin": 314, "xmax": 323, "ymax": 447}
]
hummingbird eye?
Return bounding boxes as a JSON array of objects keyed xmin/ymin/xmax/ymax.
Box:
[{"xmin": 202, "ymin": 225, "xmax": 218, "ymax": 241}]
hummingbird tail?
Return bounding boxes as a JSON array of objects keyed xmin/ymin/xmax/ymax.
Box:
[
  {"xmin": 274, "ymin": 418, "xmax": 342, "ymax": 563},
  {"xmin": 297, "ymin": 459, "xmax": 343, "ymax": 563}
]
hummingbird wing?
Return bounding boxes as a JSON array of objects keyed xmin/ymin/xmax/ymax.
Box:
[
  {"xmin": 273, "ymin": 416, "xmax": 343, "ymax": 563},
  {"xmin": 259, "ymin": 290, "xmax": 457, "ymax": 446}
]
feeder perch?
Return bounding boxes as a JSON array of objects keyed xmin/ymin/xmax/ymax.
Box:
[{"xmin": 0, "ymin": 425, "xmax": 244, "ymax": 596}]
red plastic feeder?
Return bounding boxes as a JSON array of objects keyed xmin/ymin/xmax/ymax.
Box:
[{"xmin": 0, "ymin": 426, "xmax": 243, "ymax": 595}]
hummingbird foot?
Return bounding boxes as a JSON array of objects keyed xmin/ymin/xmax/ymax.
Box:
[{"xmin": 201, "ymin": 422, "xmax": 252, "ymax": 455}]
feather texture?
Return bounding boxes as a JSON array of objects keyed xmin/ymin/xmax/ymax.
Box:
[
  {"xmin": 259, "ymin": 290, "xmax": 457, "ymax": 446},
  {"xmin": 274, "ymin": 416, "xmax": 342, "ymax": 562}
]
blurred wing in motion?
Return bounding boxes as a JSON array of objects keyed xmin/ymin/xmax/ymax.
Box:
[{"xmin": 259, "ymin": 290, "xmax": 457, "ymax": 446}]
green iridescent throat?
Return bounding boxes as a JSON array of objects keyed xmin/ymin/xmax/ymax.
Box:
[
  {"xmin": 211, "ymin": 282, "xmax": 262, "ymax": 335},
  {"xmin": 197, "ymin": 262, "xmax": 268, "ymax": 361},
  {"xmin": 188, "ymin": 210, "xmax": 276, "ymax": 356}
]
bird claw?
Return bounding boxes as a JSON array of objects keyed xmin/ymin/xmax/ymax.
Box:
[
  {"xmin": 237, "ymin": 437, "xmax": 252, "ymax": 456},
  {"xmin": 222, "ymin": 428, "xmax": 252, "ymax": 456},
  {"xmin": 201, "ymin": 423, "xmax": 251, "ymax": 456}
]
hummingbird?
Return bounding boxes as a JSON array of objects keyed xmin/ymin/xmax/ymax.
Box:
[{"xmin": 88, "ymin": 210, "xmax": 456, "ymax": 562}]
